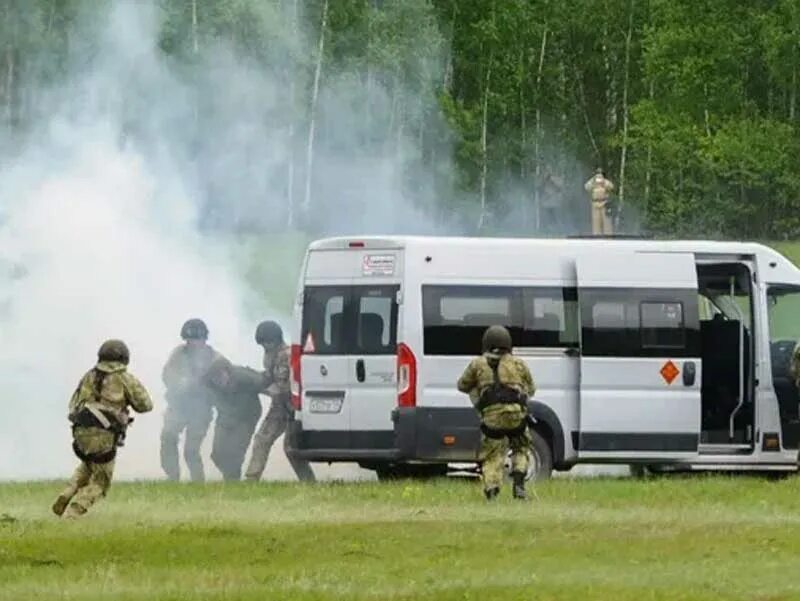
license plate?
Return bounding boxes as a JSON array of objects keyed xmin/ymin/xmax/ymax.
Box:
[{"xmin": 309, "ymin": 397, "xmax": 343, "ymax": 414}]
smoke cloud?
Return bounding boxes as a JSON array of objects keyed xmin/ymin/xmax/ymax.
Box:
[{"xmin": 0, "ymin": 1, "xmax": 445, "ymax": 481}]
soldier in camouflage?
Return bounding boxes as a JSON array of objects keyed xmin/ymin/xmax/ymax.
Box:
[
  {"xmin": 457, "ymin": 326, "xmax": 535, "ymax": 500},
  {"xmin": 160, "ymin": 318, "xmax": 222, "ymax": 482},
  {"xmin": 244, "ymin": 321, "xmax": 315, "ymax": 482},
  {"xmin": 205, "ymin": 356, "xmax": 264, "ymax": 481},
  {"xmin": 52, "ymin": 340, "xmax": 153, "ymax": 518}
]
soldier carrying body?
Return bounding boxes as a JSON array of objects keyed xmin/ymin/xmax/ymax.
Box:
[
  {"xmin": 457, "ymin": 326, "xmax": 536, "ymax": 501},
  {"xmin": 584, "ymin": 167, "xmax": 615, "ymax": 235},
  {"xmin": 160, "ymin": 318, "xmax": 222, "ymax": 482},
  {"xmin": 205, "ymin": 356, "xmax": 264, "ymax": 481},
  {"xmin": 245, "ymin": 320, "xmax": 315, "ymax": 482},
  {"xmin": 52, "ymin": 339, "xmax": 153, "ymax": 518}
]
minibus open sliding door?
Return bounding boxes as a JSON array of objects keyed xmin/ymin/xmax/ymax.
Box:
[{"xmin": 576, "ymin": 252, "xmax": 702, "ymax": 461}]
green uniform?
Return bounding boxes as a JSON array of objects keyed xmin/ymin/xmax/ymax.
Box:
[
  {"xmin": 209, "ymin": 364, "xmax": 264, "ymax": 481},
  {"xmin": 457, "ymin": 352, "xmax": 535, "ymax": 492},
  {"xmin": 55, "ymin": 361, "xmax": 152, "ymax": 517},
  {"xmin": 245, "ymin": 344, "xmax": 315, "ymax": 482},
  {"xmin": 160, "ymin": 343, "xmax": 221, "ymax": 482}
]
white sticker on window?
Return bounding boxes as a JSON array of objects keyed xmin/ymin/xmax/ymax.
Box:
[{"xmin": 362, "ymin": 254, "xmax": 396, "ymax": 276}]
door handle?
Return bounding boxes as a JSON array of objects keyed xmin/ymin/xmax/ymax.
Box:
[
  {"xmin": 356, "ymin": 359, "xmax": 366, "ymax": 383},
  {"xmin": 682, "ymin": 361, "xmax": 696, "ymax": 386}
]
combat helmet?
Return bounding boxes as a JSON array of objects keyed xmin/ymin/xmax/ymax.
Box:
[
  {"xmin": 98, "ymin": 339, "xmax": 130, "ymax": 364},
  {"xmin": 181, "ymin": 318, "xmax": 209, "ymax": 341},
  {"xmin": 255, "ymin": 320, "xmax": 284, "ymax": 345},
  {"xmin": 481, "ymin": 325, "xmax": 512, "ymax": 353}
]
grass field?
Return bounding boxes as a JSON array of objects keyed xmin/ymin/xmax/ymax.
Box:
[{"xmin": 3, "ymin": 477, "xmax": 800, "ymax": 600}]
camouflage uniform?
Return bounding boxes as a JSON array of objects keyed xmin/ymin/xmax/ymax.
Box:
[
  {"xmin": 206, "ymin": 358, "xmax": 264, "ymax": 481},
  {"xmin": 244, "ymin": 344, "xmax": 315, "ymax": 482},
  {"xmin": 160, "ymin": 343, "xmax": 221, "ymax": 482},
  {"xmin": 457, "ymin": 352, "xmax": 535, "ymax": 495},
  {"xmin": 54, "ymin": 354, "xmax": 152, "ymax": 518},
  {"xmin": 584, "ymin": 171, "xmax": 615, "ymax": 235}
]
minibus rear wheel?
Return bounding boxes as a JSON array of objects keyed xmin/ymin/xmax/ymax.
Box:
[{"xmin": 527, "ymin": 429, "xmax": 553, "ymax": 481}]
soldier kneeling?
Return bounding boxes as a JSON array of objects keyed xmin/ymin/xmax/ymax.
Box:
[
  {"xmin": 457, "ymin": 326, "xmax": 536, "ymax": 501},
  {"xmin": 52, "ymin": 340, "xmax": 153, "ymax": 518}
]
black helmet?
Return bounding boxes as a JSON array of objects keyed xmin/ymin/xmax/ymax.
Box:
[
  {"xmin": 98, "ymin": 339, "xmax": 130, "ymax": 364},
  {"xmin": 181, "ymin": 318, "xmax": 208, "ymax": 341},
  {"xmin": 481, "ymin": 325, "xmax": 512, "ymax": 353},
  {"xmin": 255, "ymin": 320, "xmax": 283, "ymax": 345}
]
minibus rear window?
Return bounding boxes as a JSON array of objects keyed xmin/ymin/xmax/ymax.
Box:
[
  {"xmin": 302, "ymin": 286, "xmax": 349, "ymax": 355},
  {"xmin": 302, "ymin": 285, "xmax": 399, "ymax": 355}
]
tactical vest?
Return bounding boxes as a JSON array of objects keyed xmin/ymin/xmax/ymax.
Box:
[
  {"xmin": 69, "ymin": 369, "xmax": 129, "ymax": 464},
  {"xmin": 476, "ymin": 359, "xmax": 528, "ymax": 439}
]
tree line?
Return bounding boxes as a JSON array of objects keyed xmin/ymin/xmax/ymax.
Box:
[{"xmin": 2, "ymin": 0, "xmax": 799, "ymax": 239}]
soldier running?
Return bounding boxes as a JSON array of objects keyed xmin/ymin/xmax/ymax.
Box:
[
  {"xmin": 457, "ymin": 326, "xmax": 535, "ymax": 501},
  {"xmin": 52, "ymin": 340, "xmax": 152, "ymax": 518}
]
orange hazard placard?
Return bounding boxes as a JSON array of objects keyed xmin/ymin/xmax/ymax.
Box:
[
  {"xmin": 303, "ymin": 333, "xmax": 316, "ymax": 353},
  {"xmin": 660, "ymin": 360, "xmax": 679, "ymax": 385}
]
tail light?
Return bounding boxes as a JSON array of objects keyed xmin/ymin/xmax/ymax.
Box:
[
  {"xmin": 397, "ymin": 343, "xmax": 417, "ymax": 408},
  {"xmin": 290, "ymin": 344, "xmax": 302, "ymax": 410}
]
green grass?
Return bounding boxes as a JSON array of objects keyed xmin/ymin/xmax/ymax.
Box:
[{"xmin": 3, "ymin": 477, "xmax": 800, "ymax": 600}]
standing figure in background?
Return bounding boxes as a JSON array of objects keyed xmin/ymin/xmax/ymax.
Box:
[
  {"xmin": 584, "ymin": 167, "xmax": 615, "ymax": 235},
  {"xmin": 205, "ymin": 356, "xmax": 264, "ymax": 481},
  {"xmin": 53, "ymin": 340, "xmax": 152, "ymax": 518},
  {"xmin": 245, "ymin": 320, "xmax": 316, "ymax": 482},
  {"xmin": 537, "ymin": 167, "xmax": 565, "ymax": 233},
  {"xmin": 160, "ymin": 318, "xmax": 221, "ymax": 482}
]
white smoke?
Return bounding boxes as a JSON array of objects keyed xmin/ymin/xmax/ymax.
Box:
[{"xmin": 0, "ymin": 1, "xmax": 403, "ymax": 481}]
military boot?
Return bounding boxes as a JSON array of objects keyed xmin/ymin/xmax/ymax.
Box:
[
  {"xmin": 511, "ymin": 472, "xmax": 527, "ymax": 500},
  {"xmin": 63, "ymin": 502, "xmax": 87, "ymax": 519},
  {"xmin": 484, "ymin": 487, "xmax": 500, "ymax": 501},
  {"xmin": 51, "ymin": 495, "xmax": 71, "ymax": 517}
]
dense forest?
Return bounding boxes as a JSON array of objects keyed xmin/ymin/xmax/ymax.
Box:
[{"xmin": 1, "ymin": 0, "xmax": 799, "ymax": 238}]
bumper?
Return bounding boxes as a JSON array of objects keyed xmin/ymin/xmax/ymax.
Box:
[{"xmin": 285, "ymin": 408, "xmax": 481, "ymax": 463}]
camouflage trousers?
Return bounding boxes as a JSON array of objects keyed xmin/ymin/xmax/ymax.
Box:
[
  {"xmin": 56, "ymin": 459, "xmax": 115, "ymax": 517},
  {"xmin": 160, "ymin": 405, "xmax": 212, "ymax": 482},
  {"xmin": 479, "ymin": 427, "xmax": 531, "ymax": 491},
  {"xmin": 244, "ymin": 403, "xmax": 315, "ymax": 482}
]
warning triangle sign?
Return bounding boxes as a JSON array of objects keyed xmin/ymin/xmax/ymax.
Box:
[{"xmin": 303, "ymin": 332, "xmax": 316, "ymax": 353}]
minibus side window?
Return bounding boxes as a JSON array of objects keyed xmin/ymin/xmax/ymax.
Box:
[
  {"xmin": 522, "ymin": 287, "xmax": 579, "ymax": 347},
  {"xmin": 422, "ymin": 285, "xmax": 579, "ymax": 355},
  {"xmin": 423, "ymin": 286, "xmax": 521, "ymax": 356},
  {"xmin": 581, "ymin": 289, "xmax": 699, "ymax": 357},
  {"xmin": 641, "ymin": 301, "xmax": 685, "ymax": 349}
]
